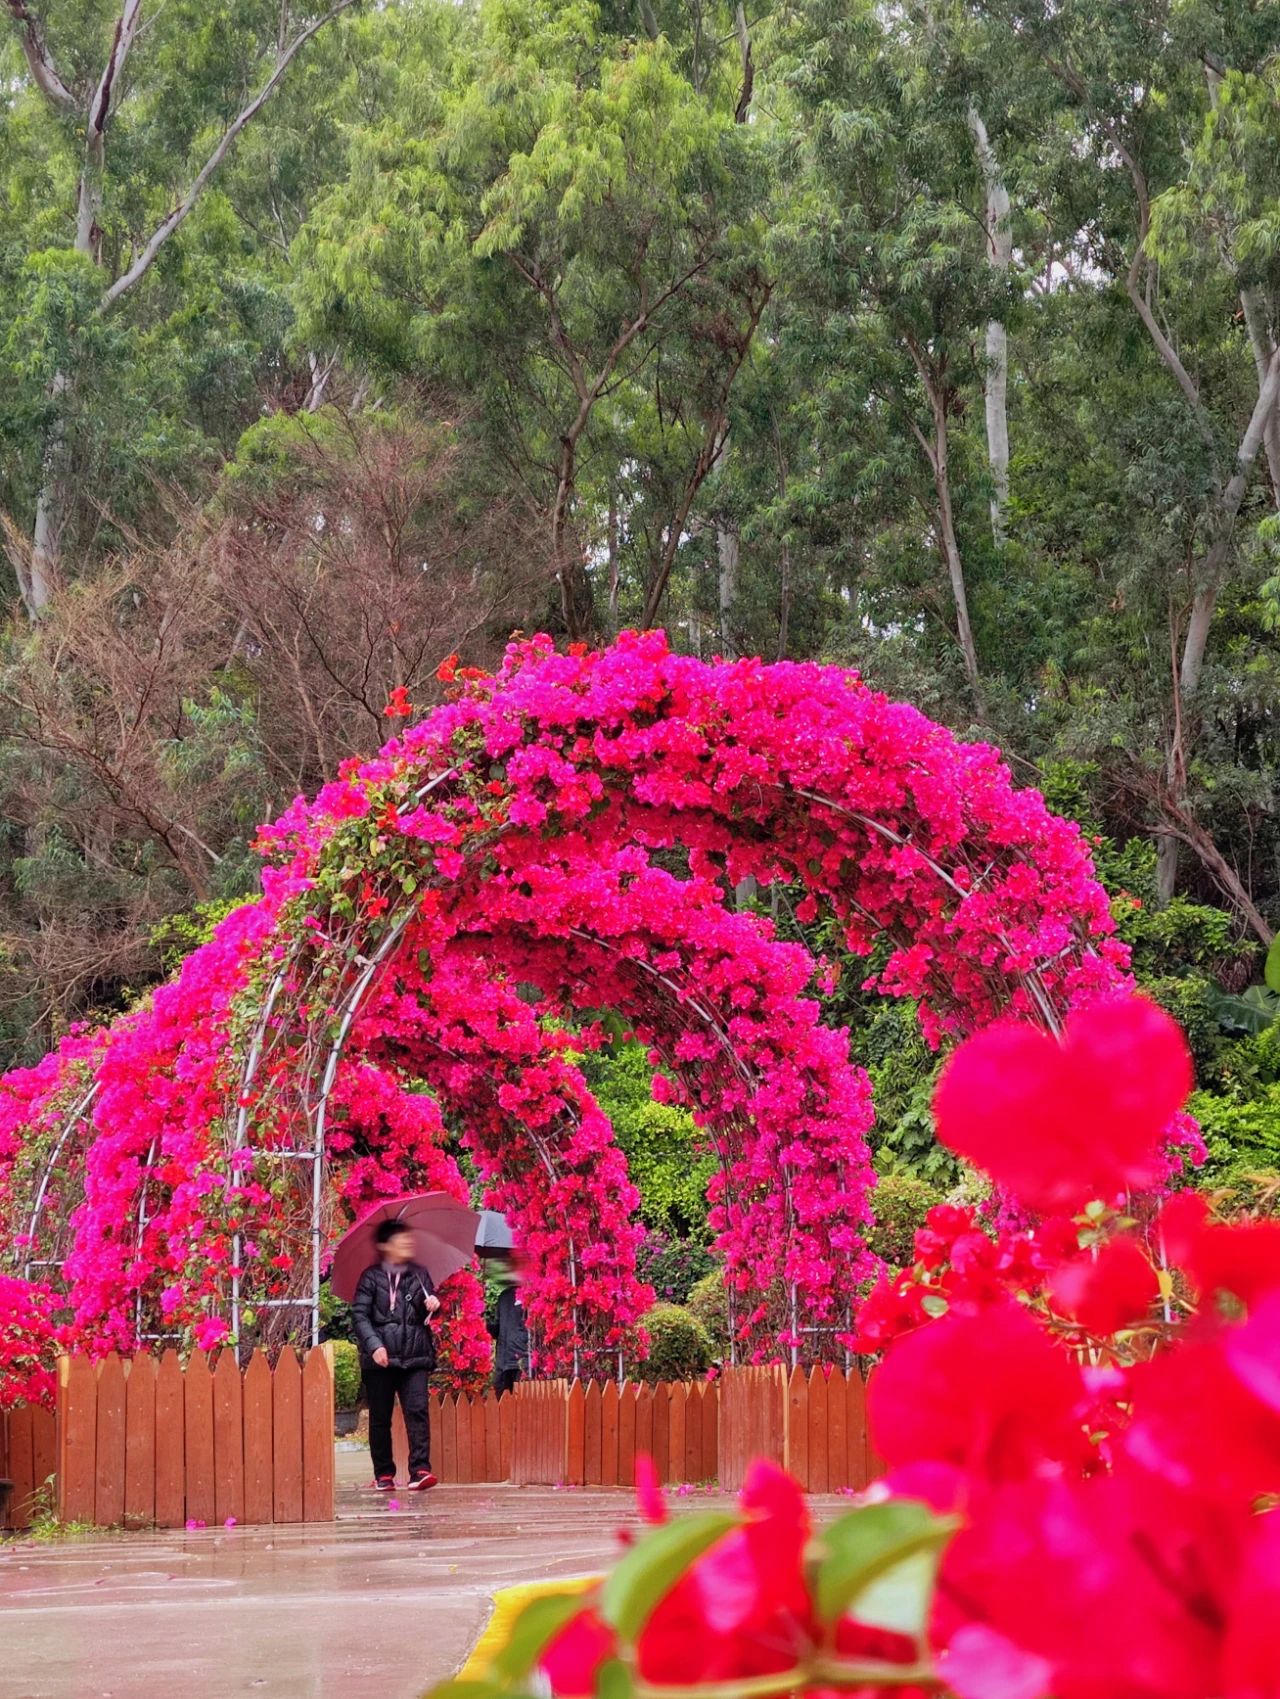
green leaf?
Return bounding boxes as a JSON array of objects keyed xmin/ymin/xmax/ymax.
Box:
[
  {"xmin": 814, "ymin": 1500, "xmax": 957, "ymax": 1629},
  {"xmin": 1266, "ymin": 934, "xmax": 1280, "ymax": 996},
  {"xmin": 1215, "ymin": 985, "xmax": 1280, "ymax": 1035},
  {"xmin": 428, "ymin": 1683, "xmax": 504, "ymax": 1699},
  {"xmin": 486, "ymin": 1592, "xmax": 593, "ymax": 1683},
  {"xmin": 599, "ymin": 1510, "xmax": 740, "ymax": 1643},
  {"xmin": 846, "ymin": 1544, "xmax": 945, "ymax": 1637},
  {"xmin": 596, "ymin": 1659, "xmax": 635, "ymax": 1699}
]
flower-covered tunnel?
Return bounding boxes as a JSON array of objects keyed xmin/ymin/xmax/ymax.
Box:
[{"xmin": 0, "ymin": 634, "xmax": 1142, "ymax": 1402}]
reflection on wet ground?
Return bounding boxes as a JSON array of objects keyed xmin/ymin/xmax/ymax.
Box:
[{"xmin": 0, "ymin": 1454, "xmax": 677, "ymax": 1699}]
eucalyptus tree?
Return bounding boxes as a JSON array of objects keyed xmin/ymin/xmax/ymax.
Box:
[
  {"xmin": 771, "ymin": 0, "xmax": 1011, "ymax": 715},
  {"xmin": 293, "ymin": 0, "xmax": 771, "ymax": 639},
  {"xmin": 0, "ymin": 0, "xmax": 361, "ymax": 616},
  {"xmin": 971, "ymin": 0, "xmax": 1280, "ymax": 930}
]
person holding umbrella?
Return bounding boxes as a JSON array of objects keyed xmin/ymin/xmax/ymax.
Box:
[
  {"xmin": 353, "ymin": 1219, "xmax": 442, "ymax": 1492},
  {"xmin": 489, "ymin": 1264, "xmax": 530, "ymax": 1396}
]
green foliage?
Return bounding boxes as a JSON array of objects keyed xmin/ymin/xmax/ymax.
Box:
[
  {"xmin": 866, "ymin": 1174, "xmax": 944, "ymax": 1269},
  {"xmin": 1191, "ymin": 1083, "xmax": 1280, "ymax": 1184},
  {"xmin": 150, "ymin": 897, "xmax": 247, "ymax": 976},
  {"xmin": 585, "ymin": 1045, "xmax": 715, "ymax": 1239},
  {"xmin": 319, "ymin": 1284, "xmax": 354, "ymax": 1345},
  {"xmin": 686, "ymin": 1268, "xmax": 728, "ymax": 1356},
  {"xmin": 813, "ymin": 1500, "xmax": 957, "ymax": 1632},
  {"xmin": 633, "ymin": 1303, "xmax": 714, "ymax": 1383},
  {"xmin": 635, "ymin": 1231, "xmax": 717, "ymax": 1306},
  {"xmin": 331, "ymin": 1339, "xmax": 362, "ymax": 1410}
]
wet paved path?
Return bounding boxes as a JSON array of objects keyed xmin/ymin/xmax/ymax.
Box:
[{"xmin": 0, "ymin": 1455, "xmax": 682, "ymax": 1699}]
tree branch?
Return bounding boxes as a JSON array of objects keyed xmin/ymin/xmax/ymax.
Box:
[
  {"xmin": 77, "ymin": 0, "xmax": 145, "ymax": 257},
  {"xmin": 5, "ymin": 0, "xmax": 75, "ymax": 110},
  {"xmin": 733, "ymin": 2, "xmax": 754, "ymax": 124},
  {"xmin": 100, "ymin": 0, "xmax": 358, "ymax": 311}
]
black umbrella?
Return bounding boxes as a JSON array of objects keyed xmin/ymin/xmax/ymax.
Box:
[{"xmin": 475, "ymin": 1209, "xmax": 515, "ymax": 1257}]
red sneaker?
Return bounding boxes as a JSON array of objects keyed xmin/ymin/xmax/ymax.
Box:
[
  {"xmin": 405, "ymin": 1470, "xmax": 438, "ymax": 1492},
  {"xmin": 373, "ymin": 1475, "xmax": 397, "ymax": 1492}
]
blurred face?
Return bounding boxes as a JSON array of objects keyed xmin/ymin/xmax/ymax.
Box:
[{"xmin": 382, "ymin": 1229, "xmax": 414, "ymax": 1265}]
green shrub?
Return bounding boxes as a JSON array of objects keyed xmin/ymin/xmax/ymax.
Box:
[
  {"xmin": 686, "ymin": 1268, "xmax": 729, "ymax": 1355},
  {"xmin": 583, "ymin": 1043, "xmax": 716, "ymax": 1239},
  {"xmin": 1190, "ymin": 1083, "xmax": 1280, "ymax": 1184},
  {"xmin": 867, "ymin": 1172, "xmax": 944, "ymax": 1268},
  {"xmin": 633, "ymin": 1303, "xmax": 714, "ymax": 1383},
  {"xmin": 332, "ymin": 1339, "xmax": 362, "ymax": 1410},
  {"xmin": 636, "ymin": 1230, "xmax": 717, "ymax": 1305}
]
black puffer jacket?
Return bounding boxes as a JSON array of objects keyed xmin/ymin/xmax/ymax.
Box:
[{"xmin": 353, "ymin": 1262, "xmax": 438, "ymax": 1371}]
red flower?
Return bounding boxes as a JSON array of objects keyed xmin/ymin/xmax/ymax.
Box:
[
  {"xmin": 540, "ymin": 1608, "xmax": 617, "ymax": 1697},
  {"xmin": 1123, "ymin": 1338, "xmax": 1280, "ymax": 1507},
  {"xmin": 933, "ymin": 995, "xmax": 1192, "ymax": 1214},
  {"xmin": 383, "ymin": 685, "xmax": 414, "ymax": 719},
  {"xmin": 869, "ymin": 1300, "xmax": 1091, "ymax": 1481},
  {"xmin": 638, "ymin": 1462, "xmax": 813, "ymax": 1684},
  {"xmin": 1049, "ymin": 1236, "xmax": 1158, "ymax": 1336},
  {"xmin": 435, "ymin": 652, "xmax": 459, "ymax": 683},
  {"xmin": 1191, "ymin": 1220, "xmax": 1280, "ymax": 1308}
]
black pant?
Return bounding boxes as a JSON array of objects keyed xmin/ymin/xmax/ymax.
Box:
[
  {"xmin": 365, "ymin": 1364, "xmax": 431, "ymax": 1478},
  {"xmin": 494, "ymin": 1366, "xmax": 522, "ymax": 1396}
]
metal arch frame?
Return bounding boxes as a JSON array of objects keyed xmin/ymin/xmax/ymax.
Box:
[
  {"xmin": 19, "ymin": 1080, "xmax": 100, "ymax": 1285},
  {"xmin": 214, "ymin": 753, "xmax": 1099, "ymax": 1366}
]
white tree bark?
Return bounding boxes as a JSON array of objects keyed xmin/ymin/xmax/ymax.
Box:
[
  {"xmin": 717, "ymin": 522, "xmax": 739, "ymax": 659},
  {"xmin": 967, "ymin": 109, "xmax": 1012, "ymax": 545},
  {"xmin": 1156, "ymin": 345, "xmax": 1280, "ymax": 902},
  {"xmin": 10, "ymin": 0, "xmax": 358, "ymax": 614}
]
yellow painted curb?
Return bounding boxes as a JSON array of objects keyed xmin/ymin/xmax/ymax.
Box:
[{"xmin": 458, "ymin": 1575, "xmax": 603, "ymax": 1681}]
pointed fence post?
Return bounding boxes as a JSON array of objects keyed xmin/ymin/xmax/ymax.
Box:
[
  {"xmin": 242, "ymin": 1352, "xmax": 273, "ymax": 1525},
  {"xmin": 123, "ymin": 1355, "xmax": 157, "ymax": 1528},
  {"xmin": 827, "ymin": 1368, "xmax": 848, "ymax": 1492},
  {"xmin": 58, "ymin": 1356, "xmax": 98, "ymax": 1524},
  {"xmin": 154, "ymin": 1350, "xmax": 185, "ymax": 1527},
  {"xmin": 272, "ymin": 1351, "xmax": 303, "ymax": 1524},
  {"xmin": 184, "ymin": 1350, "xmax": 216, "ymax": 1526},
  {"xmin": 213, "ymin": 1350, "xmax": 245, "ymax": 1527},
  {"xmin": 807, "ymin": 1366, "xmax": 829, "ymax": 1495},
  {"xmin": 301, "ymin": 1347, "xmax": 334, "ymax": 1521}
]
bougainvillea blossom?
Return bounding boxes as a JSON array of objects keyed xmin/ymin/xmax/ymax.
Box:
[{"xmin": 1, "ymin": 634, "xmax": 1148, "ymax": 1395}]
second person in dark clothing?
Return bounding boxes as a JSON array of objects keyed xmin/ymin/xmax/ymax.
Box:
[
  {"xmin": 489, "ymin": 1270, "xmax": 530, "ymax": 1396},
  {"xmin": 353, "ymin": 1219, "xmax": 441, "ymax": 1491}
]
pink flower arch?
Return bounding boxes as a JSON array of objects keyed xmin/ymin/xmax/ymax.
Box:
[{"xmin": 0, "ymin": 633, "xmax": 1152, "ymax": 1400}]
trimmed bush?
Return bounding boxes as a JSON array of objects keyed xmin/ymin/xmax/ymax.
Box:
[
  {"xmin": 866, "ymin": 1172, "xmax": 945, "ymax": 1268},
  {"xmin": 332, "ymin": 1339, "xmax": 362, "ymax": 1410},
  {"xmin": 686, "ymin": 1268, "xmax": 729, "ymax": 1356},
  {"xmin": 636, "ymin": 1230, "xmax": 717, "ymax": 1306},
  {"xmin": 633, "ymin": 1303, "xmax": 714, "ymax": 1382}
]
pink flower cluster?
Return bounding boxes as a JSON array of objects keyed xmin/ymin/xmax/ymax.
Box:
[{"xmin": 0, "ymin": 633, "xmax": 1137, "ymax": 1398}]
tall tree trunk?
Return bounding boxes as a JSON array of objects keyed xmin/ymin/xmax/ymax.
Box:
[
  {"xmin": 1239, "ymin": 287, "xmax": 1280, "ymax": 510},
  {"xmin": 1203, "ymin": 60, "xmax": 1280, "ymax": 512},
  {"xmin": 913, "ymin": 372, "xmax": 983, "ymax": 714},
  {"xmin": 552, "ymin": 436, "xmax": 597, "ymax": 640},
  {"xmin": 14, "ymin": 0, "xmax": 356, "ymax": 617},
  {"xmin": 606, "ymin": 490, "xmax": 620, "ymax": 637},
  {"xmin": 934, "ymin": 427, "xmax": 984, "ymax": 715},
  {"xmin": 1157, "ymin": 344, "xmax": 1280, "ymax": 901},
  {"xmin": 773, "ymin": 412, "xmax": 791, "ymax": 661},
  {"xmin": 967, "ymin": 109, "xmax": 1012, "ymax": 545},
  {"xmin": 28, "ymin": 369, "xmax": 70, "ymax": 615},
  {"xmin": 717, "ymin": 523, "xmax": 739, "ymax": 659}
]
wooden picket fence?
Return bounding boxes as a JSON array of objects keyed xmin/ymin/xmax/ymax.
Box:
[
  {"xmin": 0, "ymin": 1348, "xmax": 335, "ymax": 1531},
  {"xmin": 506, "ymin": 1366, "xmax": 881, "ymax": 1493},
  {"xmin": 0, "ymin": 1400, "xmax": 57, "ymax": 1532},
  {"xmin": 2, "ymin": 1357, "xmax": 881, "ymax": 1531},
  {"xmin": 390, "ymin": 1388, "xmax": 517, "ymax": 1483},
  {"xmin": 509, "ymin": 1377, "xmax": 720, "ymax": 1487},
  {"xmin": 720, "ymin": 1363, "xmax": 882, "ymax": 1493}
]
